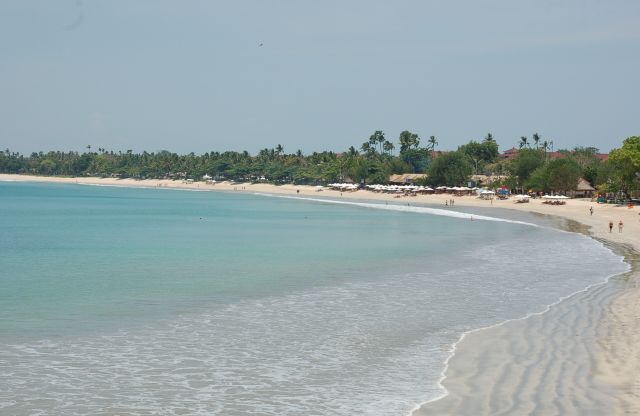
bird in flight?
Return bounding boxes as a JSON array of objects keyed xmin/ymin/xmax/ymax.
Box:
[{"xmin": 258, "ymin": 42, "xmax": 263, "ymax": 47}]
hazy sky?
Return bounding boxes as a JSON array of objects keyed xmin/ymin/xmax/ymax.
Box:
[{"xmin": 1, "ymin": 1, "xmax": 639, "ymax": 155}]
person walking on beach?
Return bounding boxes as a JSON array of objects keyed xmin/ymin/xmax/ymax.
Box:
[
  {"xmin": 609, "ymin": 221, "xmax": 614, "ymax": 233},
  {"xmin": 589, "ymin": 206, "xmax": 594, "ymax": 216},
  {"xmin": 619, "ymin": 220, "xmax": 624, "ymax": 233}
]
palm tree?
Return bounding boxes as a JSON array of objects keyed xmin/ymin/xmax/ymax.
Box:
[
  {"xmin": 519, "ymin": 136, "xmax": 529, "ymax": 149},
  {"xmin": 399, "ymin": 131, "xmax": 420, "ymax": 152},
  {"xmin": 539, "ymin": 140, "xmax": 548, "ymax": 160},
  {"xmin": 427, "ymin": 135, "xmax": 438, "ymax": 151},
  {"xmin": 532, "ymin": 133, "xmax": 540, "ymax": 149},
  {"xmin": 347, "ymin": 146, "xmax": 358, "ymax": 157},
  {"xmin": 368, "ymin": 131, "xmax": 385, "ymax": 153},
  {"xmin": 484, "ymin": 133, "xmax": 494, "ymax": 143},
  {"xmin": 275, "ymin": 144, "xmax": 284, "ymax": 156}
]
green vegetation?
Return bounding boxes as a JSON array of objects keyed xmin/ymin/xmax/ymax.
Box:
[
  {"xmin": 424, "ymin": 152, "xmax": 472, "ymax": 187},
  {"xmin": 526, "ymin": 159, "xmax": 582, "ymax": 193},
  {"xmin": 607, "ymin": 136, "xmax": 640, "ymax": 196},
  {"xmin": 1, "ymin": 134, "xmax": 638, "ymax": 195}
]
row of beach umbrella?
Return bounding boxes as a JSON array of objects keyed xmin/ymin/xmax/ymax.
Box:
[
  {"xmin": 327, "ymin": 183, "xmax": 359, "ymax": 191},
  {"xmin": 366, "ymin": 184, "xmax": 432, "ymax": 193},
  {"xmin": 326, "ymin": 183, "xmax": 479, "ymax": 193},
  {"xmin": 541, "ymin": 194, "xmax": 569, "ymax": 200},
  {"xmin": 325, "ymin": 184, "xmax": 570, "ymax": 201}
]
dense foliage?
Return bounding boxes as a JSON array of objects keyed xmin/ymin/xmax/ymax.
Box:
[
  {"xmin": 607, "ymin": 136, "xmax": 640, "ymax": 195},
  {"xmin": 1, "ymin": 134, "xmax": 638, "ymax": 195}
]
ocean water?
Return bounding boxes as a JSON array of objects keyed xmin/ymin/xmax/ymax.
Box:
[{"xmin": 0, "ymin": 182, "xmax": 628, "ymax": 415}]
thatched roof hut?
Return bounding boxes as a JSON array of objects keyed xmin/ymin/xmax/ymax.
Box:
[
  {"xmin": 388, "ymin": 173, "xmax": 428, "ymax": 184},
  {"xmin": 569, "ymin": 178, "xmax": 596, "ymax": 198}
]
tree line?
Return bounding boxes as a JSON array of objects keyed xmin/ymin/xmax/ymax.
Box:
[{"xmin": 1, "ymin": 133, "xmax": 639, "ymax": 196}]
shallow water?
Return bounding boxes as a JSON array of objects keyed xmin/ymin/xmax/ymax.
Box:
[{"xmin": 0, "ymin": 182, "xmax": 628, "ymax": 415}]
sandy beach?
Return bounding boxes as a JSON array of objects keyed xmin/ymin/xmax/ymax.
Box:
[{"xmin": 3, "ymin": 173, "xmax": 639, "ymax": 415}]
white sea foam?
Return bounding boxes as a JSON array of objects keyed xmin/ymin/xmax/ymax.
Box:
[{"xmin": 253, "ymin": 193, "xmax": 539, "ymax": 227}]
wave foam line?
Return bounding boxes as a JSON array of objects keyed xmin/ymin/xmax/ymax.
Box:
[{"xmin": 253, "ymin": 193, "xmax": 539, "ymax": 227}]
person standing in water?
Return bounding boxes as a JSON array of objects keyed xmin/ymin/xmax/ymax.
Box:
[
  {"xmin": 589, "ymin": 206, "xmax": 594, "ymax": 216},
  {"xmin": 619, "ymin": 220, "xmax": 624, "ymax": 233},
  {"xmin": 609, "ymin": 221, "xmax": 614, "ymax": 233}
]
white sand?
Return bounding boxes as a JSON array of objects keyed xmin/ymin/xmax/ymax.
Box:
[{"xmin": 3, "ymin": 174, "xmax": 640, "ymax": 414}]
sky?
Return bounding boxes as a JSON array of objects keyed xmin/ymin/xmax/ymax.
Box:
[{"xmin": 1, "ymin": 0, "xmax": 639, "ymax": 155}]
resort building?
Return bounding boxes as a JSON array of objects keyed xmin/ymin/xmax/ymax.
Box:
[
  {"xmin": 500, "ymin": 148, "xmax": 608, "ymax": 161},
  {"xmin": 501, "ymin": 148, "xmax": 519, "ymax": 160}
]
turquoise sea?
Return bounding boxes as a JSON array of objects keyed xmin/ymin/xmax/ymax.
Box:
[{"xmin": 0, "ymin": 182, "xmax": 628, "ymax": 415}]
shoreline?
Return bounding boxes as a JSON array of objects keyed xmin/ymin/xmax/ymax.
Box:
[
  {"xmin": 412, "ymin": 225, "xmax": 638, "ymax": 415},
  {"xmin": 3, "ymin": 173, "xmax": 640, "ymax": 414}
]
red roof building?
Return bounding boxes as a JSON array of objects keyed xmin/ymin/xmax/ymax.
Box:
[
  {"xmin": 501, "ymin": 148, "xmax": 519, "ymax": 160},
  {"xmin": 500, "ymin": 149, "xmax": 608, "ymax": 161}
]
